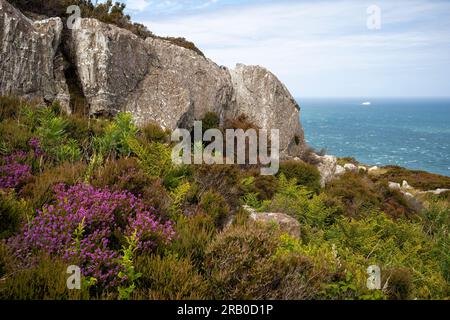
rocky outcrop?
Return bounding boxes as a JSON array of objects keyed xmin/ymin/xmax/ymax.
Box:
[
  {"xmin": 0, "ymin": 0, "xmax": 69, "ymax": 112},
  {"xmin": 229, "ymin": 64, "xmax": 305, "ymax": 156},
  {"xmin": 65, "ymin": 18, "xmax": 152, "ymax": 116},
  {"xmin": 1, "ymin": 2, "xmax": 306, "ymax": 157},
  {"xmin": 313, "ymin": 154, "xmax": 339, "ymax": 187},
  {"xmin": 244, "ymin": 205, "xmax": 301, "ymax": 238},
  {"xmin": 125, "ymin": 37, "xmax": 234, "ymax": 130}
]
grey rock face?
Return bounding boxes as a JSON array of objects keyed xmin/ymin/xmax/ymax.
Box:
[
  {"xmin": 125, "ymin": 37, "xmax": 235, "ymax": 129},
  {"xmin": 1, "ymin": 3, "xmax": 306, "ymax": 157},
  {"xmin": 66, "ymin": 18, "xmax": 152, "ymax": 116},
  {"xmin": 229, "ymin": 64, "xmax": 305, "ymax": 156},
  {"xmin": 0, "ymin": 0, "xmax": 69, "ymax": 110}
]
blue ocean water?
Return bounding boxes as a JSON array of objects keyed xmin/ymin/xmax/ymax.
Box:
[{"xmin": 299, "ymin": 98, "xmax": 450, "ymax": 177}]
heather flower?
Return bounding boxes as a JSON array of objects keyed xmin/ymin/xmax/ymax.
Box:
[
  {"xmin": 9, "ymin": 183, "xmax": 175, "ymax": 289},
  {"xmin": 0, "ymin": 151, "xmax": 31, "ymax": 190},
  {"xmin": 28, "ymin": 137, "xmax": 45, "ymax": 158}
]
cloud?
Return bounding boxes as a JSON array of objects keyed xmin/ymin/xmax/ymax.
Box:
[
  {"xmin": 136, "ymin": 0, "xmax": 450, "ymax": 97},
  {"xmin": 125, "ymin": 0, "xmax": 150, "ymax": 12}
]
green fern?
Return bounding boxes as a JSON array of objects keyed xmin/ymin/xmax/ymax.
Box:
[{"xmin": 127, "ymin": 136, "xmax": 172, "ymax": 178}]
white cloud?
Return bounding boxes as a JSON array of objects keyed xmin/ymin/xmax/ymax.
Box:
[
  {"xmin": 140, "ymin": 0, "xmax": 450, "ymax": 97},
  {"xmin": 126, "ymin": 0, "xmax": 150, "ymax": 12}
]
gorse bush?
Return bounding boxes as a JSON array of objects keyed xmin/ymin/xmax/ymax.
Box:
[{"xmin": 8, "ymin": 183, "xmax": 175, "ymax": 289}]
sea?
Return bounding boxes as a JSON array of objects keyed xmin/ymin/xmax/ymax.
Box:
[{"xmin": 299, "ymin": 98, "xmax": 450, "ymax": 177}]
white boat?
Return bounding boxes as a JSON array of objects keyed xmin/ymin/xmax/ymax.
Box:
[{"xmin": 361, "ymin": 101, "xmax": 371, "ymax": 106}]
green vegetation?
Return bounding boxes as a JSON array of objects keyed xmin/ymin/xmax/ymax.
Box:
[{"xmin": 0, "ymin": 96, "xmax": 449, "ymax": 300}]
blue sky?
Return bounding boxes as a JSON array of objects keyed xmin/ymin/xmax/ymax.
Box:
[{"xmin": 120, "ymin": 0, "xmax": 450, "ymax": 98}]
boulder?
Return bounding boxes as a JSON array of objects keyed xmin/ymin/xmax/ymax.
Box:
[
  {"xmin": 335, "ymin": 165, "xmax": 346, "ymax": 176},
  {"xmin": 313, "ymin": 154, "xmax": 338, "ymax": 187},
  {"xmin": 388, "ymin": 182, "xmax": 401, "ymax": 190},
  {"xmin": 402, "ymin": 180, "xmax": 413, "ymax": 190},
  {"xmin": 229, "ymin": 64, "xmax": 305, "ymax": 156},
  {"xmin": 244, "ymin": 205, "xmax": 301, "ymax": 238},
  {"xmin": 368, "ymin": 166, "xmax": 380, "ymax": 173},
  {"xmin": 0, "ymin": 0, "xmax": 69, "ymax": 111},
  {"xmin": 344, "ymin": 163, "xmax": 358, "ymax": 172}
]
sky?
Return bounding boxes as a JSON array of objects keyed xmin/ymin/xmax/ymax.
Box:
[{"xmin": 119, "ymin": 0, "xmax": 450, "ymax": 98}]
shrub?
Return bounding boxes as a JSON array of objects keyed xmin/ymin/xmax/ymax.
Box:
[
  {"xmin": 169, "ymin": 214, "xmax": 216, "ymax": 270},
  {"xmin": 263, "ymin": 175, "xmax": 343, "ymax": 228},
  {"xmin": 325, "ymin": 172, "xmax": 381, "ymax": 217},
  {"xmin": 199, "ymin": 191, "xmax": 230, "ymax": 228},
  {"xmin": 91, "ymin": 157, "xmax": 153, "ymax": 195},
  {"xmin": 201, "ymin": 112, "xmax": 220, "ymax": 132},
  {"xmin": 94, "ymin": 112, "xmax": 138, "ymax": 159},
  {"xmin": 0, "ymin": 242, "xmax": 14, "ymax": 278},
  {"xmin": 0, "ymin": 96, "xmax": 26, "ymax": 121},
  {"xmin": 239, "ymin": 174, "xmax": 279, "ymax": 203},
  {"xmin": 0, "ymin": 190, "xmax": 30, "ymax": 239},
  {"xmin": 141, "ymin": 181, "xmax": 172, "ymax": 216},
  {"xmin": 8, "ymin": 183, "xmax": 175, "ymax": 289},
  {"xmin": 0, "ymin": 119, "xmax": 33, "ymax": 153},
  {"xmin": 371, "ymin": 166, "xmax": 450, "ymax": 191},
  {"xmin": 0, "ymin": 255, "xmax": 89, "ymax": 300},
  {"xmin": 0, "ymin": 151, "xmax": 32, "ymax": 191},
  {"xmin": 21, "ymin": 161, "xmax": 87, "ymax": 210},
  {"xmin": 127, "ymin": 137, "xmax": 172, "ymax": 178},
  {"xmin": 205, "ymin": 223, "xmax": 328, "ymax": 299},
  {"xmin": 325, "ymin": 212, "xmax": 448, "ymax": 299},
  {"xmin": 134, "ymin": 254, "xmax": 209, "ymax": 300},
  {"xmin": 383, "ymin": 267, "xmax": 413, "ymax": 300},
  {"xmin": 279, "ymin": 160, "xmax": 321, "ymax": 192},
  {"xmin": 141, "ymin": 122, "xmax": 170, "ymax": 143},
  {"xmin": 161, "ymin": 37, "xmax": 205, "ymax": 57},
  {"xmin": 194, "ymin": 164, "xmax": 241, "ymax": 209},
  {"xmin": 64, "ymin": 116, "xmax": 108, "ymax": 150}
]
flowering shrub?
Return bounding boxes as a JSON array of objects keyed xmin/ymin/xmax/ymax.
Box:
[
  {"xmin": 0, "ymin": 151, "xmax": 31, "ymax": 190},
  {"xmin": 28, "ymin": 137, "xmax": 45, "ymax": 159},
  {"xmin": 9, "ymin": 183, "xmax": 175, "ymax": 288}
]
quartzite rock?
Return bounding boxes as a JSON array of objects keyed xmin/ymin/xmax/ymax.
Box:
[{"xmin": 0, "ymin": 0, "xmax": 69, "ymax": 111}]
